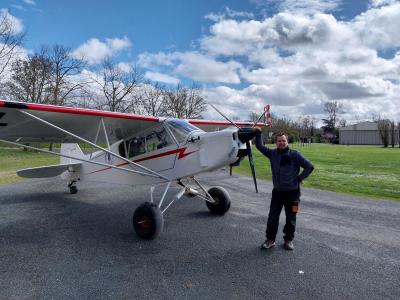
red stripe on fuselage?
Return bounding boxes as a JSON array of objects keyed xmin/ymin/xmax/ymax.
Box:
[{"xmin": 87, "ymin": 147, "xmax": 198, "ymax": 175}]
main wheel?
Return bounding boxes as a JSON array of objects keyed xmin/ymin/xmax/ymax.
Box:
[
  {"xmin": 206, "ymin": 187, "xmax": 231, "ymax": 215},
  {"xmin": 132, "ymin": 202, "xmax": 164, "ymax": 239}
]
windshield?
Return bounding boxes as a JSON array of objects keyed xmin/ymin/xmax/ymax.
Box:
[{"xmin": 166, "ymin": 119, "xmax": 203, "ymax": 144}]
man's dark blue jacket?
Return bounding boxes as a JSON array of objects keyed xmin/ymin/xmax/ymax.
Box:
[{"xmin": 255, "ymin": 135, "xmax": 314, "ymax": 192}]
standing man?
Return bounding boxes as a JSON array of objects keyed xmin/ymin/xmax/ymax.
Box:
[{"xmin": 255, "ymin": 130, "xmax": 314, "ymax": 250}]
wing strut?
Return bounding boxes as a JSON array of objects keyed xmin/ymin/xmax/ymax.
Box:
[{"xmin": 18, "ymin": 110, "xmax": 169, "ymax": 181}]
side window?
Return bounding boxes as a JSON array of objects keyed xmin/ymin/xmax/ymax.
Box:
[
  {"xmin": 128, "ymin": 137, "xmax": 146, "ymax": 158},
  {"xmin": 120, "ymin": 126, "xmax": 175, "ymax": 158},
  {"xmin": 145, "ymin": 127, "xmax": 173, "ymax": 151}
]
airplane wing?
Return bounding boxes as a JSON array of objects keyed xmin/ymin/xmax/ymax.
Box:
[
  {"xmin": 188, "ymin": 119, "xmax": 266, "ymax": 132},
  {"xmin": 0, "ymin": 100, "xmax": 160, "ymax": 144}
]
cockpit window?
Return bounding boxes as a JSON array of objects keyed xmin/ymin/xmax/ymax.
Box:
[
  {"xmin": 119, "ymin": 125, "xmax": 175, "ymax": 158},
  {"xmin": 166, "ymin": 119, "xmax": 203, "ymax": 144}
]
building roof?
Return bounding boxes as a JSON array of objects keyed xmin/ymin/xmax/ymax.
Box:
[{"xmin": 339, "ymin": 121, "xmax": 378, "ymax": 131}]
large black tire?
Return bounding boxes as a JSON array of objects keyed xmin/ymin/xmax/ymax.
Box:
[
  {"xmin": 132, "ymin": 202, "xmax": 164, "ymax": 239},
  {"xmin": 206, "ymin": 187, "xmax": 231, "ymax": 215}
]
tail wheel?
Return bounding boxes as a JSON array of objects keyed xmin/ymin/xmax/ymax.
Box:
[
  {"xmin": 206, "ymin": 187, "xmax": 231, "ymax": 215},
  {"xmin": 133, "ymin": 202, "xmax": 164, "ymax": 239},
  {"xmin": 69, "ymin": 186, "xmax": 78, "ymax": 194}
]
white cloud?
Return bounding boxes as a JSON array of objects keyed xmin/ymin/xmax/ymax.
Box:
[
  {"xmin": 0, "ymin": 9, "xmax": 24, "ymax": 35},
  {"xmin": 0, "ymin": 45, "xmax": 28, "ymax": 86},
  {"xmin": 137, "ymin": 52, "xmax": 175, "ymax": 68},
  {"xmin": 116, "ymin": 62, "xmax": 133, "ymax": 73},
  {"xmin": 276, "ymin": 0, "xmax": 343, "ymax": 15},
  {"xmin": 191, "ymin": 3, "xmax": 400, "ymax": 122},
  {"xmin": 175, "ymin": 52, "xmax": 241, "ymax": 83},
  {"xmin": 23, "ymin": 0, "xmax": 36, "ymax": 5},
  {"xmin": 106, "ymin": 36, "xmax": 131, "ymax": 52},
  {"xmin": 64, "ymin": 1, "xmax": 400, "ymax": 123},
  {"xmin": 369, "ymin": 0, "xmax": 399, "ymax": 8},
  {"xmin": 72, "ymin": 36, "xmax": 132, "ymax": 65},
  {"xmin": 205, "ymin": 7, "xmax": 254, "ymax": 22},
  {"xmin": 351, "ymin": 3, "xmax": 400, "ymax": 49},
  {"xmin": 144, "ymin": 71, "xmax": 179, "ymax": 84},
  {"xmin": 138, "ymin": 51, "xmax": 242, "ymax": 84},
  {"xmin": 201, "ymin": 12, "xmax": 355, "ymax": 56},
  {"xmin": 11, "ymin": 5, "xmax": 25, "ymax": 11}
]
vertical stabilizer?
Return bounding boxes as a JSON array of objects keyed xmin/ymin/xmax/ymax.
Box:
[{"xmin": 60, "ymin": 143, "xmax": 84, "ymax": 164}]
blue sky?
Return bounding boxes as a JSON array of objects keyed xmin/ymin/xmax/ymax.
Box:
[
  {"xmin": 6, "ymin": 0, "xmax": 254, "ymax": 60},
  {"xmin": 1, "ymin": 0, "xmax": 400, "ymax": 122}
]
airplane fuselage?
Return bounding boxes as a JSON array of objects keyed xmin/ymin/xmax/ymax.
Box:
[{"xmin": 75, "ymin": 126, "xmax": 241, "ymax": 185}]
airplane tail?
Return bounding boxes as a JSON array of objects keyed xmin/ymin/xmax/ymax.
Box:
[
  {"xmin": 16, "ymin": 143, "xmax": 84, "ymax": 179},
  {"xmin": 60, "ymin": 143, "xmax": 84, "ymax": 164}
]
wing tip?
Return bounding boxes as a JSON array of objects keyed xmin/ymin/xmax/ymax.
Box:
[{"xmin": 0, "ymin": 100, "xmax": 28, "ymax": 109}]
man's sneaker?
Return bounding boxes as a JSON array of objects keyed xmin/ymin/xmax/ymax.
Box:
[
  {"xmin": 261, "ymin": 240, "xmax": 276, "ymax": 249},
  {"xmin": 284, "ymin": 240, "xmax": 294, "ymax": 250}
]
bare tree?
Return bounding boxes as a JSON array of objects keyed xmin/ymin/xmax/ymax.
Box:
[
  {"xmin": 339, "ymin": 118, "xmax": 347, "ymax": 127},
  {"xmin": 0, "ymin": 11, "xmax": 25, "ymax": 77},
  {"xmin": 323, "ymin": 101, "xmax": 344, "ymax": 128},
  {"xmin": 6, "ymin": 49, "xmax": 51, "ymax": 103},
  {"xmin": 184, "ymin": 83, "xmax": 207, "ymax": 119},
  {"xmin": 300, "ymin": 116, "xmax": 313, "ymax": 144},
  {"xmin": 66, "ymin": 85, "xmax": 97, "ymax": 108},
  {"xmin": 137, "ymin": 82, "xmax": 166, "ymax": 116},
  {"xmin": 46, "ymin": 44, "xmax": 86, "ymax": 105},
  {"xmin": 248, "ymin": 112, "xmax": 260, "ymax": 122},
  {"xmin": 163, "ymin": 83, "xmax": 206, "ymax": 119},
  {"xmin": 231, "ymin": 115, "xmax": 241, "ymax": 122},
  {"xmin": 91, "ymin": 58, "xmax": 142, "ymax": 112},
  {"xmin": 271, "ymin": 114, "xmax": 293, "ymax": 134},
  {"xmin": 398, "ymin": 122, "xmax": 400, "ymax": 148},
  {"xmin": 377, "ymin": 119, "xmax": 391, "ymax": 147},
  {"xmin": 391, "ymin": 121, "xmax": 395, "ymax": 148}
]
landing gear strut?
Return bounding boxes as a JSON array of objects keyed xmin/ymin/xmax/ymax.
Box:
[{"xmin": 132, "ymin": 179, "xmax": 231, "ymax": 239}]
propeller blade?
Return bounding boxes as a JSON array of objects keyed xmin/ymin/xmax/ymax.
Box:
[
  {"xmin": 209, "ymin": 103, "xmax": 242, "ymax": 130},
  {"xmin": 251, "ymin": 110, "xmax": 267, "ymax": 128},
  {"xmin": 246, "ymin": 141, "xmax": 258, "ymax": 193}
]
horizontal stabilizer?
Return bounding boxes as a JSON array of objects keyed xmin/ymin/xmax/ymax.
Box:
[{"xmin": 17, "ymin": 163, "xmax": 81, "ymax": 178}]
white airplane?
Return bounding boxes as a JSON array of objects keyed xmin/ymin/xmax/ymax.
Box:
[{"xmin": 0, "ymin": 100, "xmax": 270, "ymax": 239}]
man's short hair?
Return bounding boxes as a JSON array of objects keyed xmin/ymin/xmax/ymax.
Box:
[{"xmin": 275, "ymin": 132, "xmax": 288, "ymax": 142}]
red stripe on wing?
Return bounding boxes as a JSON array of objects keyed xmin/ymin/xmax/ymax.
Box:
[
  {"xmin": 188, "ymin": 119, "xmax": 266, "ymax": 127},
  {"xmin": 0, "ymin": 100, "xmax": 159, "ymax": 122}
]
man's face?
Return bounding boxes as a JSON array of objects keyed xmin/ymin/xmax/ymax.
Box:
[{"xmin": 276, "ymin": 135, "xmax": 288, "ymax": 150}]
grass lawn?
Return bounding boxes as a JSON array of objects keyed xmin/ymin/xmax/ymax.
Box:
[
  {"xmin": 235, "ymin": 143, "xmax": 400, "ymax": 201},
  {"xmin": 1, "ymin": 144, "xmax": 399, "ymax": 201}
]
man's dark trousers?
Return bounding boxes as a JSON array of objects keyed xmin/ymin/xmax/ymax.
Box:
[{"xmin": 266, "ymin": 188, "xmax": 300, "ymax": 242}]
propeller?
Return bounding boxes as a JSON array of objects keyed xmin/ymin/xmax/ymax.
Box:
[
  {"xmin": 209, "ymin": 103, "xmax": 262, "ymax": 193},
  {"xmin": 237, "ymin": 127, "xmax": 260, "ymax": 193}
]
